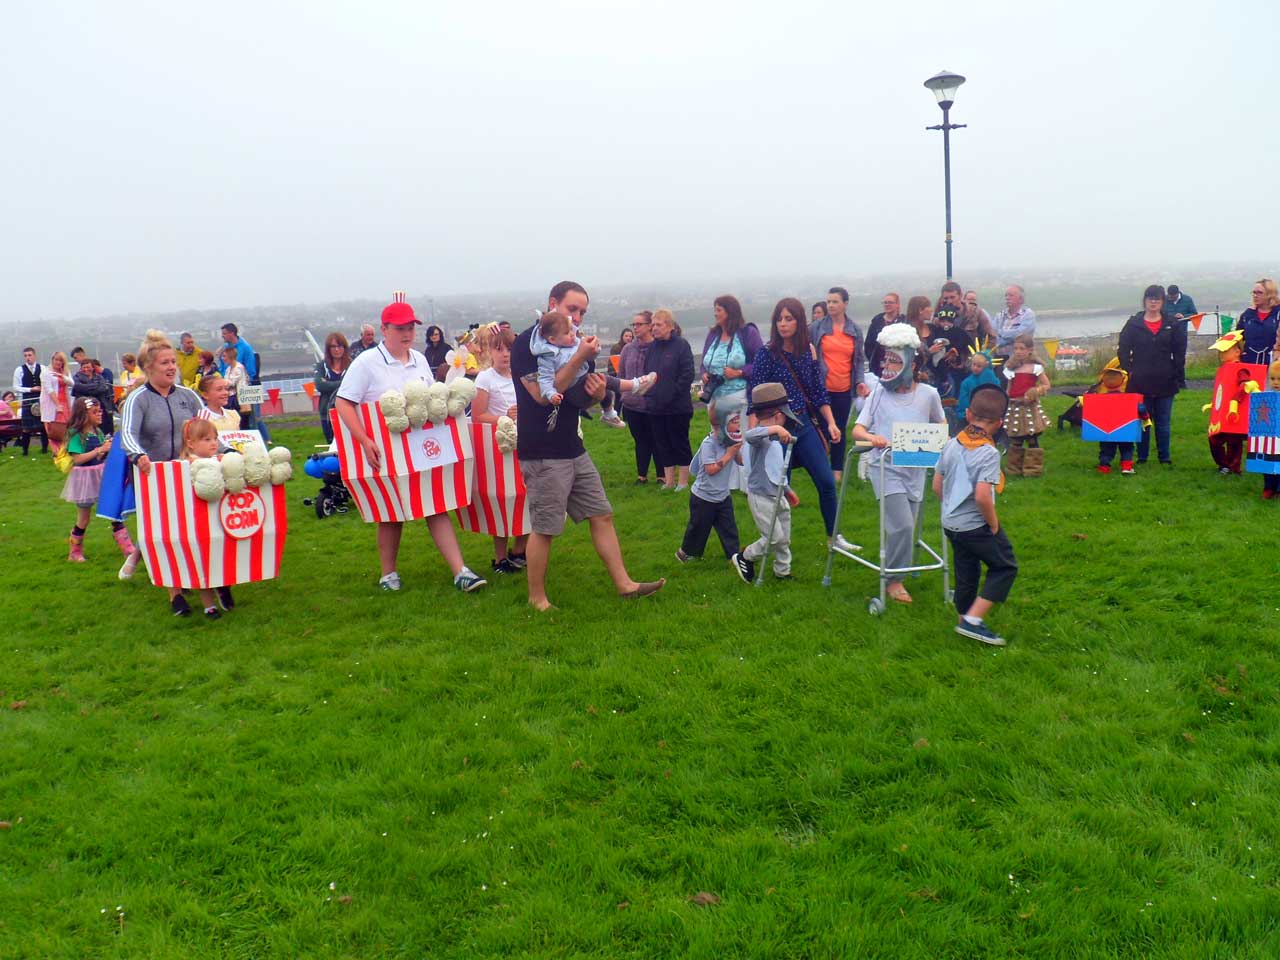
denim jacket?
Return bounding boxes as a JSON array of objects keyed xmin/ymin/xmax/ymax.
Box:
[{"xmin": 811, "ymin": 314, "xmax": 865, "ymax": 394}]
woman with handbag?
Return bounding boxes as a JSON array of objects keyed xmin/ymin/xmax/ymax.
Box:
[
  {"xmin": 699, "ymin": 295, "xmax": 765, "ymax": 408},
  {"xmin": 748, "ymin": 298, "xmax": 846, "ymax": 547},
  {"xmin": 40, "ymin": 351, "xmax": 75, "ymax": 451}
]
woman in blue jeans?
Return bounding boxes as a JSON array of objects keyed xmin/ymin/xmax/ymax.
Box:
[
  {"xmin": 1118, "ymin": 284, "xmax": 1186, "ymax": 465},
  {"xmin": 749, "ymin": 297, "xmax": 849, "ymax": 549}
]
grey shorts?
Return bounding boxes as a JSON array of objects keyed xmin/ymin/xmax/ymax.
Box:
[{"xmin": 520, "ymin": 453, "xmax": 612, "ymax": 536}]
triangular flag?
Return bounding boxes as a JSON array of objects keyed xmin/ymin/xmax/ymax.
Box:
[
  {"xmin": 267, "ymin": 387, "xmax": 281, "ymax": 404},
  {"xmin": 1187, "ymin": 313, "xmax": 1206, "ymax": 333},
  {"xmin": 1220, "ymin": 314, "xmax": 1236, "ymax": 335},
  {"xmin": 1041, "ymin": 338, "xmax": 1059, "ymax": 361},
  {"xmin": 302, "ymin": 381, "xmax": 316, "ymax": 399}
]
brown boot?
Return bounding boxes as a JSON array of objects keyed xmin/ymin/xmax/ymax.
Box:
[
  {"xmin": 1006, "ymin": 445, "xmax": 1025, "ymax": 477},
  {"xmin": 1022, "ymin": 447, "xmax": 1044, "ymax": 478}
]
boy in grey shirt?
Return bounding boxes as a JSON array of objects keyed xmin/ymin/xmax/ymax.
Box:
[
  {"xmin": 932, "ymin": 384, "xmax": 1018, "ymax": 646},
  {"xmin": 733, "ymin": 382, "xmax": 800, "ymax": 582},
  {"xmin": 676, "ymin": 398, "xmax": 744, "ymax": 569}
]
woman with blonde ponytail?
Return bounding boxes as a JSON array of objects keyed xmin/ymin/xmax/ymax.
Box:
[{"xmin": 100, "ymin": 330, "xmax": 207, "ymax": 599}]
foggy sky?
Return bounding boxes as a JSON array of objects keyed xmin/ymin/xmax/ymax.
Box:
[{"xmin": 2, "ymin": 0, "xmax": 1276, "ymax": 323}]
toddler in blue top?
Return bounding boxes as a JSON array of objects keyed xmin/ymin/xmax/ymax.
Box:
[{"xmin": 531, "ymin": 312, "xmax": 656, "ymax": 406}]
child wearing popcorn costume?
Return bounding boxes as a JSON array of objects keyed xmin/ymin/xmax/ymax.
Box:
[{"xmin": 334, "ymin": 293, "xmax": 488, "ymax": 593}]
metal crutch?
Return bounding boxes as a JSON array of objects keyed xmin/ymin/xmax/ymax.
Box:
[
  {"xmin": 752, "ymin": 441, "xmax": 795, "ymax": 587},
  {"xmin": 822, "ymin": 440, "xmax": 872, "ymax": 587}
]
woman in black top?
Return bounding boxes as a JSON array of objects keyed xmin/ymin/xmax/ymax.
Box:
[
  {"xmin": 313, "ymin": 332, "xmax": 351, "ymax": 443},
  {"xmin": 1117, "ymin": 284, "xmax": 1186, "ymax": 466},
  {"xmin": 644, "ymin": 308, "xmax": 695, "ymax": 490},
  {"xmin": 424, "ymin": 325, "xmax": 450, "ymax": 378}
]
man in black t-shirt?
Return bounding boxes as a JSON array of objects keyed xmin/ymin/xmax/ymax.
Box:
[{"xmin": 512, "ymin": 280, "xmax": 665, "ymax": 610}]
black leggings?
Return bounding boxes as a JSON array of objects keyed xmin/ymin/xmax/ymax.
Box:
[{"xmin": 624, "ymin": 409, "xmax": 657, "ymax": 479}]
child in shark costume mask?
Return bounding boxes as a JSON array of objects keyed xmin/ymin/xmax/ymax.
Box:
[
  {"xmin": 677, "ymin": 396, "xmax": 746, "ymax": 568},
  {"xmin": 850, "ymin": 324, "xmax": 946, "ymax": 604}
]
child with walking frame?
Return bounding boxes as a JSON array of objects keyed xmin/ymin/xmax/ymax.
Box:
[
  {"xmin": 732, "ymin": 383, "xmax": 798, "ymax": 583},
  {"xmin": 61, "ymin": 398, "xmax": 139, "ymax": 564},
  {"xmin": 933, "ymin": 385, "xmax": 1018, "ymax": 646},
  {"xmin": 180, "ymin": 418, "xmax": 234, "ymax": 619},
  {"xmin": 676, "ymin": 397, "xmax": 744, "ymax": 569},
  {"xmin": 849, "ymin": 323, "xmax": 946, "ymax": 605},
  {"xmin": 1002, "ymin": 333, "xmax": 1051, "ymax": 477}
]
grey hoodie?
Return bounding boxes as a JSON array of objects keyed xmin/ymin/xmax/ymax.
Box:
[{"xmin": 119, "ymin": 382, "xmax": 205, "ymax": 461}]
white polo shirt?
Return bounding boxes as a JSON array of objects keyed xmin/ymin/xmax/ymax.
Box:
[{"xmin": 336, "ymin": 341, "xmax": 435, "ymax": 405}]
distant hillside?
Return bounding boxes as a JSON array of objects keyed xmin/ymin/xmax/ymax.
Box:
[{"xmin": 3, "ymin": 262, "xmax": 1267, "ymax": 376}]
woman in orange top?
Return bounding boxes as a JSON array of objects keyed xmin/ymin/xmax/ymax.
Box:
[{"xmin": 812, "ymin": 287, "xmax": 868, "ymax": 480}]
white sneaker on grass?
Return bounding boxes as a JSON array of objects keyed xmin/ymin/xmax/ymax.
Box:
[
  {"xmin": 379, "ymin": 572, "xmax": 402, "ymax": 592},
  {"xmin": 454, "ymin": 567, "xmax": 488, "ymax": 593}
]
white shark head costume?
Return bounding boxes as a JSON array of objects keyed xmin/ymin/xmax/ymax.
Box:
[
  {"xmin": 709, "ymin": 396, "xmax": 746, "ymax": 446},
  {"xmin": 875, "ymin": 323, "xmax": 922, "ymax": 389}
]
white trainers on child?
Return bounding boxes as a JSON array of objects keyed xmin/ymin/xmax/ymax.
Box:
[{"xmin": 632, "ymin": 373, "xmax": 658, "ymax": 396}]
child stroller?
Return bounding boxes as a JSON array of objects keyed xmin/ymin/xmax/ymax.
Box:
[{"xmin": 302, "ymin": 452, "xmax": 351, "ymax": 519}]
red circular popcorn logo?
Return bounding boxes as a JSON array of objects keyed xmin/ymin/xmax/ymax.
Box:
[
  {"xmin": 219, "ymin": 489, "xmax": 266, "ymax": 540},
  {"xmin": 422, "ymin": 438, "xmax": 442, "ymax": 459}
]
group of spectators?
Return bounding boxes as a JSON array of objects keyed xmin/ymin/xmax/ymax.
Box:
[
  {"xmin": 5, "ymin": 324, "xmax": 267, "ymax": 455},
  {"xmin": 607, "ymin": 283, "xmax": 1040, "ymax": 491}
]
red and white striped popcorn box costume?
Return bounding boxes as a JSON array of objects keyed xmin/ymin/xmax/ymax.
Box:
[
  {"xmin": 135, "ymin": 461, "xmax": 288, "ymax": 589},
  {"xmin": 330, "ymin": 404, "xmax": 474, "ymax": 523},
  {"xmin": 455, "ymin": 421, "xmax": 530, "ymax": 538}
]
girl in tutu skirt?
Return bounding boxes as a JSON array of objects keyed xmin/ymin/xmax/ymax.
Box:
[{"xmin": 62, "ymin": 398, "xmax": 137, "ymax": 564}]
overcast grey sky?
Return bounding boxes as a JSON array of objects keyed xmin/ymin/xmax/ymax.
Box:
[{"xmin": 2, "ymin": 0, "xmax": 1275, "ymax": 322}]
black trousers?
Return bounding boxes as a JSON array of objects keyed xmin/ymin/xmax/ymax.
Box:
[
  {"xmin": 651, "ymin": 412, "xmax": 694, "ymax": 471},
  {"xmin": 945, "ymin": 524, "xmax": 1018, "ymax": 614},
  {"xmin": 623, "ymin": 408, "xmax": 656, "ymax": 479},
  {"xmin": 19, "ymin": 403, "xmax": 47, "ymax": 454},
  {"xmin": 681, "ymin": 491, "xmax": 740, "ymax": 559}
]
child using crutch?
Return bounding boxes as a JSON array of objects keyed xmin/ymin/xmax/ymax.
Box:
[
  {"xmin": 733, "ymin": 383, "xmax": 799, "ymax": 583},
  {"xmin": 676, "ymin": 397, "xmax": 745, "ymax": 569},
  {"xmin": 933, "ymin": 384, "xmax": 1018, "ymax": 646}
]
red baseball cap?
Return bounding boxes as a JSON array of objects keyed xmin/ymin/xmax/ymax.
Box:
[{"xmin": 381, "ymin": 291, "xmax": 421, "ymax": 326}]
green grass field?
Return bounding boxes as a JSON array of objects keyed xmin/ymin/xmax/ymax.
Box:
[{"xmin": 3, "ymin": 391, "xmax": 1278, "ymax": 959}]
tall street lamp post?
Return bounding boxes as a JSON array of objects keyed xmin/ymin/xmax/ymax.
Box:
[{"xmin": 924, "ymin": 70, "xmax": 967, "ymax": 280}]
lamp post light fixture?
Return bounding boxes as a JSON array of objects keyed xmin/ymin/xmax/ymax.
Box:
[{"xmin": 924, "ymin": 70, "xmax": 967, "ymax": 280}]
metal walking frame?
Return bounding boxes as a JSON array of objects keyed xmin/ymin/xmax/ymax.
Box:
[{"xmin": 822, "ymin": 439, "xmax": 951, "ymax": 615}]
